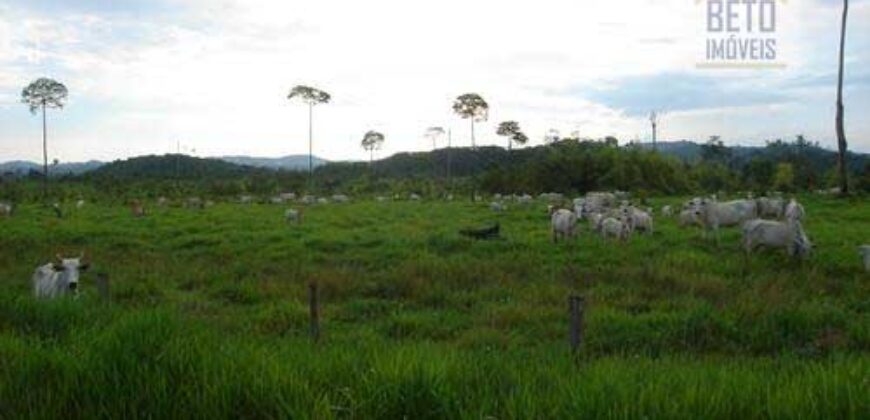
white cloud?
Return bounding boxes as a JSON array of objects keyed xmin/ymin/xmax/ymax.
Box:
[{"xmin": 0, "ymin": 0, "xmax": 867, "ymax": 164}]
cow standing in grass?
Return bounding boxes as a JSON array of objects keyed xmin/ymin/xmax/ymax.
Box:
[
  {"xmin": 550, "ymin": 207, "xmax": 577, "ymax": 243},
  {"xmin": 33, "ymin": 254, "xmax": 89, "ymax": 299},
  {"xmin": 860, "ymin": 245, "xmax": 870, "ymax": 272},
  {"xmin": 0, "ymin": 202, "xmax": 13, "ymax": 217}
]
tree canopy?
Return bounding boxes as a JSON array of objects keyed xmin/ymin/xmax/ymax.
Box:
[{"xmin": 21, "ymin": 78, "xmax": 68, "ymax": 113}]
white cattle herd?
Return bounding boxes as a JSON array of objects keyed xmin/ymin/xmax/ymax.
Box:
[{"xmin": 2, "ymin": 190, "xmax": 866, "ymax": 300}]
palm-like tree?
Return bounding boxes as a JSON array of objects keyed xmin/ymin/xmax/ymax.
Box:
[
  {"xmin": 835, "ymin": 0, "xmax": 850, "ymax": 194},
  {"xmin": 452, "ymin": 93, "xmax": 488, "ymax": 148},
  {"xmin": 496, "ymin": 120, "xmax": 527, "ymax": 150},
  {"xmin": 287, "ymin": 85, "xmax": 331, "ymax": 183},
  {"xmin": 361, "ymin": 130, "xmax": 385, "ymax": 166},
  {"xmin": 21, "ymin": 78, "xmax": 68, "ymax": 200},
  {"xmin": 424, "ymin": 126, "xmax": 445, "ymax": 150}
]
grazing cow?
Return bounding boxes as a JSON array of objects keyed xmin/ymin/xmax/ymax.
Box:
[
  {"xmin": 550, "ymin": 207, "xmax": 577, "ymax": 243},
  {"xmin": 75, "ymin": 199, "xmax": 86, "ymax": 209},
  {"xmin": 285, "ymin": 208, "xmax": 302, "ymax": 224},
  {"xmin": 784, "ymin": 198, "xmax": 805, "ymax": 221},
  {"xmin": 186, "ymin": 197, "xmax": 205, "ymax": 209},
  {"xmin": 490, "ymin": 202, "xmax": 505, "ymax": 212},
  {"xmin": 0, "ymin": 202, "xmax": 12, "ymax": 217},
  {"xmin": 587, "ymin": 212, "xmax": 604, "ymax": 232},
  {"xmin": 33, "ymin": 254, "xmax": 89, "ymax": 299},
  {"xmin": 445, "ymin": 194, "xmax": 454, "ymax": 201},
  {"xmin": 409, "ymin": 193, "xmax": 421, "ymax": 201},
  {"xmin": 600, "ymin": 217, "xmax": 631, "ymax": 241},
  {"xmin": 376, "ymin": 196, "xmax": 388, "ymax": 202},
  {"xmin": 584, "ymin": 192, "xmax": 617, "ymax": 213},
  {"xmin": 756, "ymin": 197, "xmax": 785, "ymax": 219},
  {"xmin": 690, "ymin": 197, "xmax": 758, "ymax": 242},
  {"xmin": 239, "ymin": 195, "xmax": 254, "ymax": 204},
  {"xmin": 270, "ymin": 196, "xmax": 285, "ymax": 204},
  {"xmin": 860, "ymin": 245, "xmax": 870, "ymax": 272},
  {"xmin": 279, "ymin": 192, "xmax": 296, "ymax": 201},
  {"xmin": 332, "ymin": 194, "xmax": 350, "ymax": 203},
  {"xmin": 516, "ymin": 194, "xmax": 533, "ymax": 205},
  {"xmin": 316, "ymin": 197, "xmax": 329, "ymax": 204},
  {"xmin": 661, "ymin": 205, "xmax": 673, "ymax": 217},
  {"xmin": 130, "ymin": 200, "xmax": 146, "ymax": 217},
  {"xmin": 300, "ymin": 195, "xmax": 316, "ymax": 205},
  {"xmin": 678, "ymin": 208, "xmax": 700, "ymax": 228},
  {"xmin": 741, "ymin": 216, "xmax": 812, "ymax": 259},
  {"xmin": 621, "ymin": 206, "xmax": 654, "ymax": 235}
]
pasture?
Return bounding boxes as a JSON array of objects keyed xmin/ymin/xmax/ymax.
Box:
[{"xmin": 1, "ymin": 195, "xmax": 868, "ymax": 418}]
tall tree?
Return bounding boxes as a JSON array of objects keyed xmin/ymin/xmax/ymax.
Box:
[
  {"xmin": 361, "ymin": 130, "xmax": 385, "ymax": 166},
  {"xmin": 21, "ymin": 78, "xmax": 68, "ymax": 200},
  {"xmin": 835, "ymin": 0, "xmax": 850, "ymax": 194},
  {"xmin": 496, "ymin": 120, "xmax": 526, "ymax": 150},
  {"xmin": 452, "ymin": 93, "xmax": 488, "ymax": 148},
  {"xmin": 287, "ymin": 85, "xmax": 331, "ymax": 184},
  {"xmin": 544, "ymin": 128, "xmax": 561, "ymax": 145},
  {"xmin": 649, "ymin": 110, "xmax": 660, "ymax": 151},
  {"xmin": 424, "ymin": 126, "xmax": 445, "ymax": 150}
]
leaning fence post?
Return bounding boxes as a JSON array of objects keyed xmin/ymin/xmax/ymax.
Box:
[
  {"xmin": 96, "ymin": 272, "xmax": 110, "ymax": 302},
  {"xmin": 569, "ymin": 295, "xmax": 585, "ymax": 354},
  {"xmin": 309, "ymin": 281, "xmax": 320, "ymax": 342}
]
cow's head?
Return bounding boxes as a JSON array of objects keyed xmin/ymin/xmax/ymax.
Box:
[
  {"xmin": 690, "ymin": 197, "xmax": 710, "ymax": 217},
  {"xmin": 52, "ymin": 253, "xmax": 90, "ymax": 293}
]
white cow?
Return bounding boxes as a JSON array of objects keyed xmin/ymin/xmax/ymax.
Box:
[
  {"xmin": 859, "ymin": 245, "xmax": 870, "ymax": 272},
  {"xmin": 490, "ymin": 202, "xmax": 505, "ymax": 212},
  {"xmin": 279, "ymin": 192, "xmax": 296, "ymax": 201},
  {"xmin": 678, "ymin": 208, "xmax": 700, "ymax": 228},
  {"xmin": 661, "ymin": 205, "xmax": 673, "ymax": 217},
  {"xmin": 332, "ymin": 194, "xmax": 350, "ymax": 203},
  {"xmin": 239, "ymin": 195, "xmax": 254, "ymax": 204},
  {"xmin": 75, "ymin": 199, "xmax": 86, "ymax": 209},
  {"xmin": 587, "ymin": 212, "xmax": 604, "ymax": 232},
  {"xmin": 785, "ymin": 198, "xmax": 805, "ymax": 221},
  {"xmin": 375, "ymin": 196, "xmax": 388, "ymax": 202},
  {"xmin": 0, "ymin": 202, "xmax": 12, "ymax": 217},
  {"xmin": 517, "ymin": 194, "xmax": 533, "ymax": 205},
  {"xmin": 186, "ymin": 197, "xmax": 205, "ymax": 209},
  {"xmin": 409, "ymin": 193, "xmax": 421, "ymax": 201},
  {"xmin": 600, "ymin": 217, "xmax": 631, "ymax": 241},
  {"xmin": 757, "ymin": 197, "xmax": 785, "ymax": 219},
  {"xmin": 285, "ymin": 208, "xmax": 302, "ymax": 224},
  {"xmin": 690, "ymin": 197, "xmax": 758, "ymax": 241},
  {"xmin": 584, "ymin": 192, "xmax": 617, "ymax": 213},
  {"xmin": 33, "ymin": 254, "xmax": 89, "ymax": 299},
  {"xmin": 300, "ymin": 195, "xmax": 316, "ymax": 205},
  {"xmin": 741, "ymin": 217, "xmax": 812, "ymax": 259},
  {"xmin": 550, "ymin": 208, "xmax": 578, "ymax": 243},
  {"xmin": 316, "ymin": 197, "xmax": 329, "ymax": 204},
  {"xmin": 621, "ymin": 206, "xmax": 654, "ymax": 235}
]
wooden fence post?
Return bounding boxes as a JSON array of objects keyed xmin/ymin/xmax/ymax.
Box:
[
  {"xmin": 96, "ymin": 272, "xmax": 110, "ymax": 302},
  {"xmin": 309, "ymin": 281, "xmax": 320, "ymax": 342},
  {"xmin": 569, "ymin": 295, "xmax": 585, "ymax": 354}
]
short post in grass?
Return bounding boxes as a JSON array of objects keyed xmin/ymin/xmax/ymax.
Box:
[
  {"xmin": 309, "ymin": 281, "xmax": 320, "ymax": 342},
  {"xmin": 96, "ymin": 272, "xmax": 110, "ymax": 302},
  {"xmin": 569, "ymin": 295, "xmax": 585, "ymax": 354}
]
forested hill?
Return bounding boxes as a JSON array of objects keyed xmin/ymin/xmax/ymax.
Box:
[
  {"xmin": 23, "ymin": 139, "xmax": 867, "ymax": 195},
  {"xmin": 84, "ymin": 154, "xmax": 267, "ymax": 180}
]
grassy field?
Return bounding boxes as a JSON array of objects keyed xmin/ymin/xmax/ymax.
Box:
[{"xmin": 1, "ymin": 195, "xmax": 868, "ymax": 418}]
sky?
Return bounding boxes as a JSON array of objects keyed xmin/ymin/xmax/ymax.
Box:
[{"xmin": 0, "ymin": 0, "xmax": 868, "ymax": 163}]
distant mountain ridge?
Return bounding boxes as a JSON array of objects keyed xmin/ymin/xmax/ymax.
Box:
[
  {"xmin": 219, "ymin": 155, "xmax": 327, "ymax": 170},
  {"xmin": 0, "ymin": 154, "xmax": 327, "ymax": 176}
]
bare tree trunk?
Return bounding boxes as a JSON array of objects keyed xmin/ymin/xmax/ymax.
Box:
[
  {"xmin": 42, "ymin": 102, "xmax": 48, "ymax": 200},
  {"xmin": 308, "ymin": 103, "xmax": 314, "ymax": 188},
  {"xmin": 652, "ymin": 122, "xmax": 657, "ymax": 151},
  {"xmin": 835, "ymin": 0, "xmax": 850, "ymax": 194}
]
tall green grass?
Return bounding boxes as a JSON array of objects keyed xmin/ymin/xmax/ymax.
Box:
[{"xmin": 0, "ymin": 195, "xmax": 867, "ymax": 417}]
